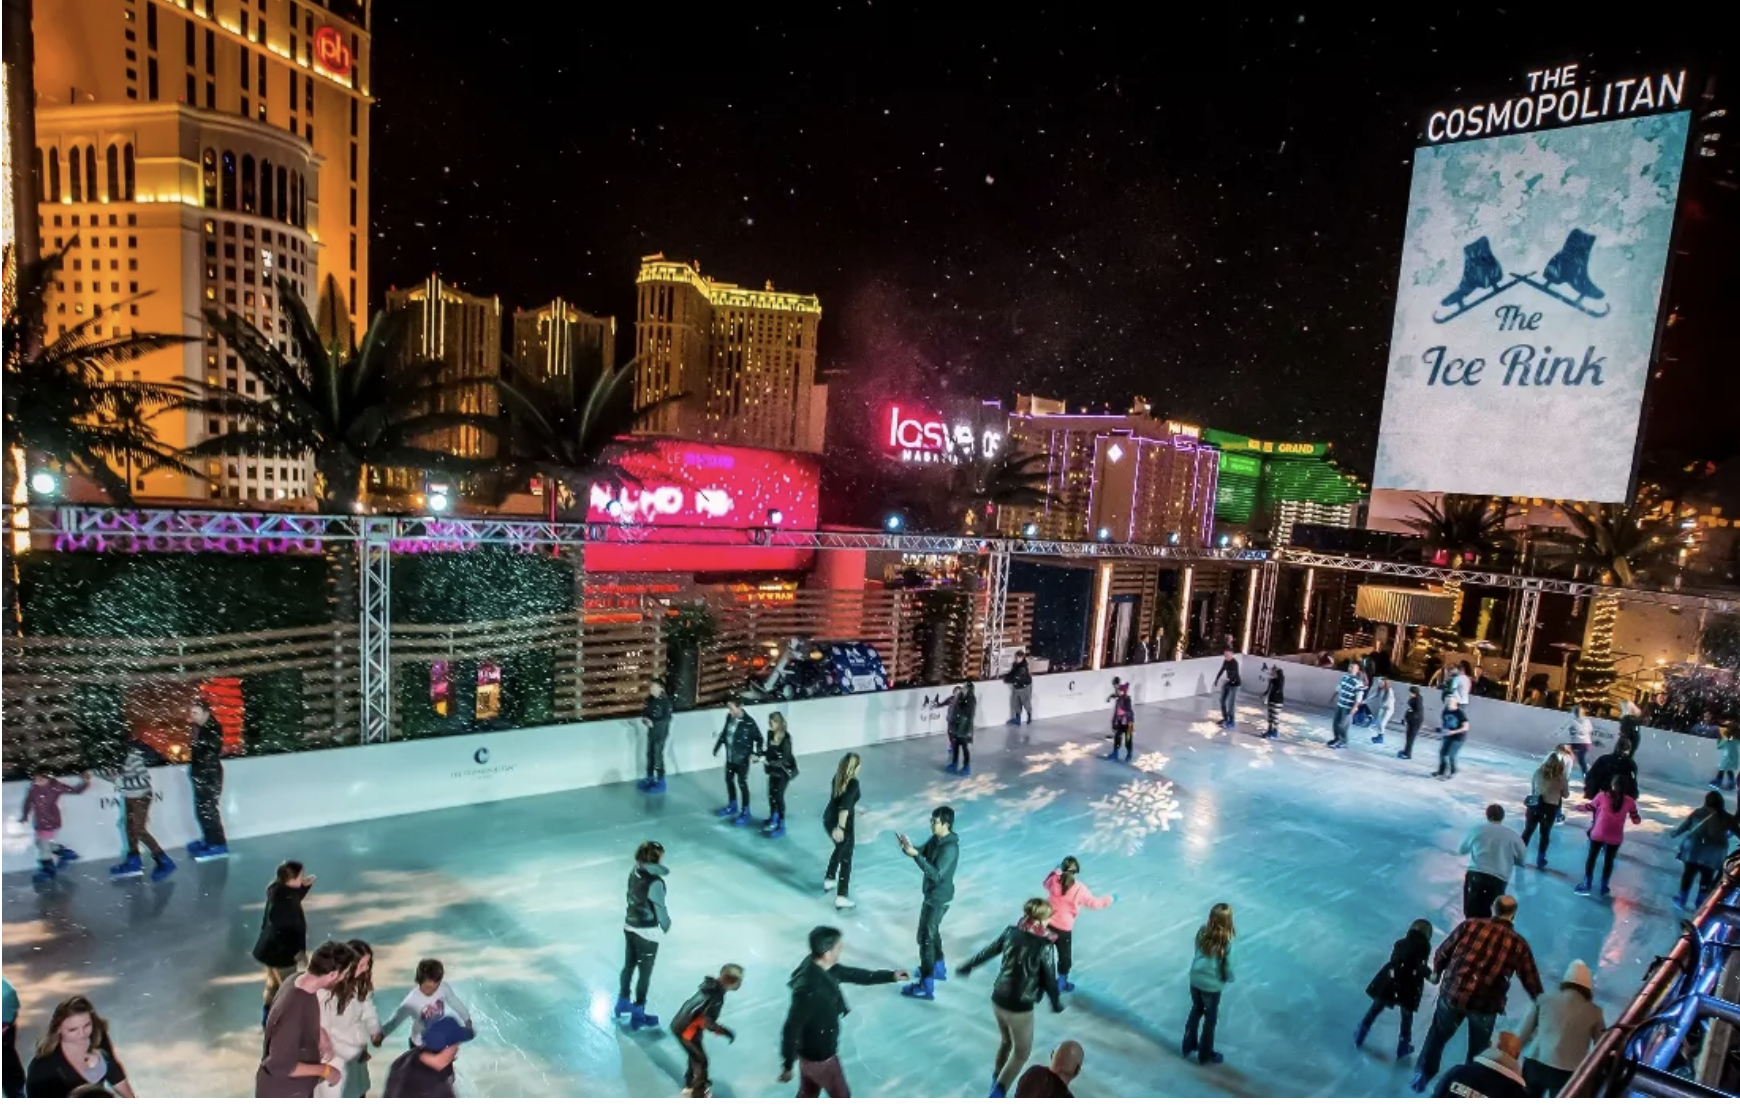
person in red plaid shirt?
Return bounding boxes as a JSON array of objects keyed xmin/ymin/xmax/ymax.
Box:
[{"xmin": 1409, "ymin": 895, "xmax": 1543, "ymax": 1093}]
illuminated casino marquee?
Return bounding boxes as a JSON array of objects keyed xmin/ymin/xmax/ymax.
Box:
[
  {"xmin": 883, "ymin": 403, "xmax": 1002, "ymax": 464},
  {"xmin": 315, "ymin": 27, "xmax": 353, "ymax": 77},
  {"xmin": 1425, "ymin": 63, "xmax": 1686, "ymax": 144}
]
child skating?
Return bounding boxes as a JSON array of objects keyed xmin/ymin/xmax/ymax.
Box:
[
  {"xmin": 1043, "ymin": 857, "xmax": 1114, "ymax": 992},
  {"xmin": 104, "ymin": 741, "xmax": 175, "ymax": 882},
  {"xmin": 1355, "ymin": 919, "xmax": 1432, "ymax": 1059},
  {"xmin": 673, "ymin": 964, "xmax": 742, "ymax": 1097},
  {"xmin": 1106, "ymin": 680, "xmax": 1134, "ymax": 760},
  {"xmin": 19, "ymin": 768, "xmax": 91, "ymax": 881},
  {"xmin": 381, "ymin": 958, "xmax": 474, "ymax": 1048}
]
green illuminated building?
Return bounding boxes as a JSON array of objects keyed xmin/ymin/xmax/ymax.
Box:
[{"xmin": 1203, "ymin": 430, "xmax": 1368, "ymax": 543}]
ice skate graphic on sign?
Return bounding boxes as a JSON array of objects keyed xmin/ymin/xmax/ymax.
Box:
[
  {"xmin": 1431, "ymin": 237, "xmax": 1525, "ymax": 323},
  {"xmin": 1517, "ymin": 228, "xmax": 1611, "ymax": 318}
]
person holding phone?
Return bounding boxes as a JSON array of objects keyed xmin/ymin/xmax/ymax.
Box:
[{"xmin": 897, "ymin": 806, "xmax": 960, "ymax": 1001}]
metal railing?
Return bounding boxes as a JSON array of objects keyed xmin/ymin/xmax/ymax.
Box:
[{"xmin": 1561, "ymin": 850, "xmax": 1740, "ymax": 1097}]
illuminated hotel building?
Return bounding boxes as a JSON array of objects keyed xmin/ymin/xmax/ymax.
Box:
[
  {"xmin": 1002, "ymin": 397, "xmax": 1219, "ymax": 546},
  {"xmin": 512, "ymin": 298, "xmax": 614, "ymax": 405},
  {"xmin": 634, "ymin": 254, "xmax": 826, "ymax": 453},
  {"xmin": 30, "ymin": 0, "xmax": 371, "ymax": 501},
  {"xmin": 1202, "ymin": 429, "xmax": 1368, "ymax": 544},
  {"xmin": 385, "ymin": 275, "xmax": 500, "ymax": 461}
]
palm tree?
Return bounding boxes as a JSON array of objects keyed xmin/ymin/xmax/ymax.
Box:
[
  {"xmin": 902, "ymin": 424, "xmax": 1050, "ymax": 535},
  {"xmin": 464, "ymin": 358, "xmax": 668, "ymax": 515},
  {"xmin": 174, "ymin": 273, "xmax": 493, "ymax": 512},
  {"xmin": 2, "ymin": 242, "xmax": 194, "ymax": 504},
  {"xmin": 1549, "ymin": 502, "xmax": 1674, "ymax": 711},
  {"xmin": 1398, "ymin": 494, "xmax": 1516, "ymax": 667}
]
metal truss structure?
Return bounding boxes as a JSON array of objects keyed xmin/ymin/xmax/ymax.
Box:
[
  {"xmin": 981, "ymin": 545, "xmax": 1011, "ymax": 679},
  {"xmin": 1503, "ymin": 586, "xmax": 1544, "ymax": 701},
  {"xmin": 1252, "ymin": 560, "xmax": 1281, "ymax": 657}
]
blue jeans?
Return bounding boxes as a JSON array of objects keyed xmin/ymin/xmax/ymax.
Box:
[
  {"xmin": 1414, "ymin": 996, "xmax": 1496, "ymax": 1081},
  {"xmin": 1331, "ymin": 706, "xmax": 1353, "ymax": 744},
  {"xmin": 1183, "ymin": 986, "xmax": 1222, "ymax": 1059},
  {"xmin": 1218, "ymin": 684, "xmax": 1238, "ymax": 723}
]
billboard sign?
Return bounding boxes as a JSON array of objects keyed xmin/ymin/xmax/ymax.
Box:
[
  {"xmin": 1373, "ymin": 67, "xmax": 1690, "ymax": 503},
  {"xmin": 881, "ymin": 402, "xmax": 1002, "ymax": 464}
]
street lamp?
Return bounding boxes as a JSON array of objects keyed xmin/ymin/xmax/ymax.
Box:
[
  {"xmin": 426, "ymin": 483, "xmax": 451, "ymax": 514},
  {"xmin": 28, "ymin": 471, "xmax": 58, "ymax": 498}
]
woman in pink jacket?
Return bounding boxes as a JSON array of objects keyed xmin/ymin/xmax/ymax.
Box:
[
  {"xmin": 1043, "ymin": 857, "xmax": 1114, "ymax": 992},
  {"xmin": 1576, "ymin": 780, "xmax": 1641, "ymax": 898}
]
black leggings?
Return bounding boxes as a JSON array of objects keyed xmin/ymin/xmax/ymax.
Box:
[
  {"xmin": 619, "ymin": 932, "xmax": 659, "ymax": 1006},
  {"xmin": 193, "ymin": 769, "xmax": 227, "ymax": 847},
  {"xmin": 680, "ymin": 1034, "xmax": 710, "ymax": 1094},
  {"xmin": 1681, "ymin": 861, "xmax": 1717, "ymax": 902},
  {"xmin": 1584, "ymin": 840, "xmax": 1620, "ymax": 885},
  {"xmin": 1113, "ymin": 726, "xmax": 1132, "ymax": 753},
  {"xmin": 768, "ymin": 774, "xmax": 789, "ymax": 820},
  {"xmin": 949, "ymin": 740, "xmax": 972, "ymax": 769},
  {"xmin": 826, "ymin": 831, "xmax": 855, "ymax": 896},
  {"xmin": 724, "ymin": 762, "xmax": 750, "ymax": 809},
  {"xmin": 1521, "ymin": 802, "xmax": 1559, "ymax": 855},
  {"xmin": 1055, "ymin": 928, "xmax": 1075, "ymax": 977}
]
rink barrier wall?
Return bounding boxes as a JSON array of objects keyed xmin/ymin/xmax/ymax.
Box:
[
  {"xmin": 1, "ymin": 657, "xmax": 1227, "ymax": 873},
  {"xmin": 1258, "ymin": 659, "xmax": 1719, "ymax": 793}
]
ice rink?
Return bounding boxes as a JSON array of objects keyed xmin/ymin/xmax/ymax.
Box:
[{"xmin": 1, "ymin": 690, "xmax": 1708, "ymax": 1098}]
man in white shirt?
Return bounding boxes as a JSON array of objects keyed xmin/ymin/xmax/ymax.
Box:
[{"xmin": 1459, "ymin": 805, "xmax": 1525, "ymax": 919}]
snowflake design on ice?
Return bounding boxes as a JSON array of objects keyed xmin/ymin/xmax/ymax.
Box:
[
  {"xmin": 1187, "ymin": 720, "xmax": 1226, "ymax": 739},
  {"xmin": 986, "ymin": 785, "xmax": 1065, "ymax": 829},
  {"xmin": 1022, "ymin": 741, "xmax": 1105, "ymax": 776},
  {"xmin": 1638, "ymin": 792, "xmax": 1694, "ymax": 822},
  {"xmin": 1131, "ymin": 750, "xmax": 1171, "ymax": 775},
  {"xmin": 929, "ymin": 773, "xmax": 1011, "ymax": 804},
  {"xmin": 1085, "ymin": 778, "xmax": 1183, "ymax": 856}
]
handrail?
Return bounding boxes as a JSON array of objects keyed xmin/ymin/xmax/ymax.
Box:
[{"xmin": 1561, "ymin": 850, "xmax": 1740, "ymax": 1096}]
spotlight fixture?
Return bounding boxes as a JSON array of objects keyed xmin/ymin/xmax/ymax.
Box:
[
  {"xmin": 29, "ymin": 471, "xmax": 58, "ymax": 497},
  {"xmin": 1096, "ymin": 526, "xmax": 1112, "ymax": 541},
  {"xmin": 426, "ymin": 483, "xmax": 452, "ymax": 514},
  {"xmin": 885, "ymin": 513, "xmax": 904, "ymax": 532},
  {"xmin": 605, "ymin": 498, "xmax": 623, "ymax": 517},
  {"xmin": 1167, "ymin": 531, "xmax": 1180, "ymax": 545},
  {"xmin": 767, "ymin": 508, "xmax": 785, "ymax": 527},
  {"xmin": 1022, "ymin": 522, "xmax": 1039, "ymax": 538},
  {"xmin": 1216, "ymin": 534, "xmax": 1231, "ymax": 548}
]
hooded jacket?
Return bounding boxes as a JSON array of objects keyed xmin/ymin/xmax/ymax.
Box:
[
  {"xmin": 19, "ymin": 776, "xmax": 88, "ymax": 834},
  {"xmin": 959, "ymin": 919, "xmax": 1064, "ymax": 1014},
  {"xmin": 714, "ymin": 714, "xmax": 763, "ymax": 765},
  {"xmin": 674, "ymin": 976, "xmax": 733, "ymax": 1043},
  {"xmin": 1365, "ymin": 929, "xmax": 1432, "ymax": 1012},
  {"xmin": 780, "ymin": 959, "xmax": 898, "ymax": 1067},
  {"xmin": 1585, "ymin": 752, "xmax": 1639, "ymax": 801},
  {"xmin": 1004, "ymin": 660, "xmax": 1032, "ymax": 689},
  {"xmin": 947, "ymin": 690, "xmax": 977, "ymax": 742},
  {"xmin": 625, "ymin": 862, "xmax": 671, "ymax": 932},
  {"xmin": 913, "ymin": 831, "xmax": 959, "ymax": 907},
  {"xmin": 1673, "ymin": 807, "xmax": 1735, "ymax": 871},
  {"xmin": 1043, "ymin": 871, "xmax": 1112, "ymax": 932}
]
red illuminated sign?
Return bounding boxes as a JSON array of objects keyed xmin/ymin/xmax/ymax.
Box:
[
  {"xmin": 585, "ymin": 440, "xmax": 821, "ymax": 573},
  {"xmin": 314, "ymin": 27, "xmax": 353, "ymax": 77}
]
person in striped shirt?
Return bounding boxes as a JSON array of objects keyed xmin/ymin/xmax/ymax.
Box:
[{"xmin": 1328, "ymin": 662, "xmax": 1366, "ymax": 749}]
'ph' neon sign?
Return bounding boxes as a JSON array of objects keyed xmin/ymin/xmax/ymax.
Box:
[{"xmin": 315, "ymin": 27, "xmax": 353, "ymax": 77}]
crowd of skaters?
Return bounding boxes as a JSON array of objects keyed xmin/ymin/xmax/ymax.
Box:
[{"xmin": 5, "ymin": 651, "xmax": 1738, "ymax": 1098}]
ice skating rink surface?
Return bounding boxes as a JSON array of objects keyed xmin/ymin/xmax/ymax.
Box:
[{"xmin": 1, "ymin": 693, "xmax": 1706, "ymax": 1097}]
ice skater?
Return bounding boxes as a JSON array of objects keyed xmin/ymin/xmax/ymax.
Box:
[
  {"xmin": 257, "ymin": 941, "xmax": 354, "ymax": 1097},
  {"xmin": 1671, "ymin": 791, "xmax": 1736, "ymax": 909},
  {"xmin": 1517, "ymin": 961, "xmax": 1606, "ymax": 1097},
  {"xmin": 1260, "ymin": 664, "xmax": 1284, "ymax": 739},
  {"xmin": 1212, "ymin": 648, "xmax": 1241, "ymax": 727},
  {"xmin": 898, "ymin": 805, "xmax": 960, "ymax": 1001},
  {"xmin": 1367, "ymin": 677, "xmax": 1395, "ymax": 744},
  {"xmin": 823, "ymin": 753, "xmax": 861, "ymax": 910},
  {"xmin": 942, "ymin": 681, "xmax": 977, "ymax": 775},
  {"xmin": 186, "ymin": 697, "xmax": 229, "ymax": 859},
  {"xmin": 1575, "ymin": 777, "xmax": 1639, "ymax": 897},
  {"xmin": 958, "ymin": 898, "xmax": 1065, "ymax": 1098},
  {"xmin": 777, "ymin": 926, "xmax": 908, "ymax": 1097},
  {"xmin": 1004, "ymin": 651, "xmax": 1034, "ymax": 725},
  {"xmin": 1711, "ymin": 721, "xmax": 1738, "ymax": 790},
  {"xmin": 1354, "ymin": 918, "xmax": 1432, "ymax": 1059},
  {"xmin": 316, "ymin": 939, "xmax": 385, "ymax": 1099},
  {"xmin": 1408, "ymin": 896, "xmax": 1543, "ymax": 1092},
  {"xmin": 1432, "ymin": 696, "xmax": 1470, "ymax": 778},
  {"xmin": 103, "ymin": 740, "xmax": 175, "ymax": 882},
  {"xmin": 713, "ymin": 697, "xmax": 764, "ymax": 825},
  {"xmin": 383, "ymin": 1016, "xmax": 473, "ymax": 1098},
  {"xmin": 381, "ymin": 958, "xmax": 474, "ymax": 1049},
  {"xmin": 1398, "ymin": 685, "xmax": 1424, "ymax": 760},
  {"xmin": 252, "ymin": 859, "xmax": 315, "ymax": 1025},
  {"xmin": 1563, "ymin": 705, "xmax": 1594, "ymax": 777},
  {"xmin": 1106, "ymin": 679, "xmax": 1134, "ymax": 760},
  {"xmin": 762, "ymin": 711, "xmax": 799, "ymax": 838},
  {"xmin": 1459, "ymin": 805, "xmax": 1524, "ymax": 919},
  {"xmin": 18, "ymin": 767, "xmax": 89, "ymax": 881},
  {"xmin": 1043, "ymin": 857, "xmax": 1114, "ymax": 992},
  {"xmin": 673, "ymin": 964, "xmax": 742, "ymax": 1098},
  {"xmin": 1328, "ymin": 662, "xmax": 1365, "ymax": 749},
  {"xmin": 1521, "ymin": 751, "xmax": 1571, "ymax": 870},
  {"xmin": 1181, "ymin": 902, "xmax": 1236, "ymax": 1065},
  {"xmin": 638, "ymin": 678, "xmax": 674, "ymax": 793},
  {"xmin": 613, "ymin": 841, "xmax": 670, "ymax": 1029}
]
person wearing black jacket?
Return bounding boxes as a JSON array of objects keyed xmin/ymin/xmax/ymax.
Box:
[
  {"xmin": 638, "ymin": 679, "xmax": 675, "ymax": 794},
  {"xmin": 1212, "ymin": 649, "xmax": 1241, "ymax": 727},
  {"xmin": 777, "ymin": 926, "xmax": 907, "ymax": 1097},
  {"xmin": 761, "ymin": 712, "xmax": 799, "ymax": 838},
  {"xmin": 713, "ymin": 697, "xmax": 764, "ymax": 826},
  {"xmin": 1004, "ymin": 654, "xmax": 1034, "ymax": 725},
  {"xmin": 1399, "ymin": 686, "xmax": 1425, "ymax": 761},
  {"xmin": 252, "ymin": 859, "xmax": 315, "ymax": 1025},
  {"xmin": 1261, "ymin": 666, "xmax": 1285, "ymax": 739},
  {"xmin": 187, "ymin": 698, "xmax": 229, "ymax": 859},
  {"xmin": 943, "ymin": 682, "xmax": 977, "ymax": 775},
  {"xmin": 823, "ymin": 754, "xmax": 862, "ymax": 911},
  {"xmin": 898, "ymin": 806, "xmax": 960, "ymax": 1001},
  {"xmin": 1356, "ymin": 918, "xmax": 1433, "ymax": 1059},
  {"xmin": 1585, "ymin": 740, "xmax": 1640, "ymax": 802},
  {"xmin": 960, "ymin": 899, "xmax": 1066, "ymax": 1097},
  {"xmin": 673, "ymin": 965, "xmax": 742, "ymax": 1098},
  {"xmin": 616, "ymin": 841, "xmax": 671, "ymax": 1031}
]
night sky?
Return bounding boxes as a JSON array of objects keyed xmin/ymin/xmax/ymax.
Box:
[{"xmin": 370, "ymin": 9, "xmax": 1734, "ymax": 479}]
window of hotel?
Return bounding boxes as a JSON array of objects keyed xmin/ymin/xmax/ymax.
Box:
[
  {"xmin": 260, "ymin": 160, "xmax": 273, "ymax": 219},
  {"xmin": 47, "ymin": 147, "xmax": 59, "ymax": 202},
  {"xmin": 304, "ymin": 78, "xmax": 313, "ymax": 115},
  {"xmin": 123, "ymin": 145, "xmax": 134, "ymax": 200},
  {"xmin": 259, "ymin": 56, "xmax": 266, "ymax": 96},
  {"xmin": 349, "ymin": 188, "xmax": 356, "ymax": 225},
  {"xmin": 275, "ymin": 166, "xmax": 287, "ymax": 221},
  {"xmin": 106, "ymin": 145, "xmax": 120, "ymax": 202},
  {"xmin": 241, "ymin": 154, "xmax": 256, "ymax": 213},
  {"xmin": 147, "ymin": 58, "xmax": 159, "ymax": 100},
  {"xmin": 206, "ymin": 81, "xmax": 215, "ymax": 109},
  {"xmin": 84, "ymin": 148, "xmax": 98, "ymax": 203},
  {"xmin": 204, "ymin": 29, "xmax": 214, "ymax": 75},
  {"xmin": 220, "ymin": 150, "xmax": 236, "ymax": 210},
  {"xmin": 68, "ymin": 148, "xmax": 82, "ymax": 202},
  {"xmin": 146, "ymin": 1, "xmax": 157, "ymax": 49},
  {"xmin": 350, "ymin": 98, "xmax": 358, "ymax": 137},
  {"xmin": 202, "ymin": 148, "xmax": 217, "ymax": 206},
  {"xmin": 185, "ymin": 71, "xmax": 195, "ymax": 104},
  {"xmin": 240, "ymin": 44, "xmax": 250, "ymax": 91},
  {"xmin": 185, "ymin": 20, "xmax": 195, "ymax": 65}
]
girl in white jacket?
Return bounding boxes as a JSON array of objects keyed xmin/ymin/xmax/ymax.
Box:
[{"xmin": 316, "ymin": 939, "xmax": 383, "ymax": 1098}]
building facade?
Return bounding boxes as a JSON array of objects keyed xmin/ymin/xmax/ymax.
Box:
[
  {"xmin": 1202, "ymin": 429, "xmax": 1368, "ymax": 545},
  {"xmin": 1002, "ymin": 398, "xmax": 1219, "ymax": 546},
  {"xmin": 31, "ymin": 0, "xmax": 372, "ymax": 502},
  {"xmin": 385, "ymin": 274, "xmax": 500, "ymax": 463},
  {"xmin": 634, "ymin": 254, "xmax": 825, "ymax": 453},
  {"xmin": 511, "ymin": 298, "xmax": 614, "ymax": 405}
]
